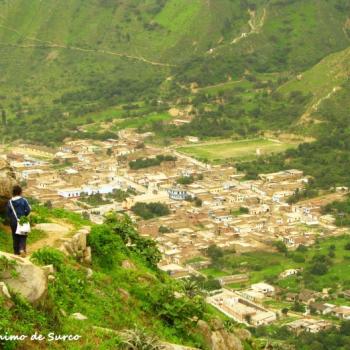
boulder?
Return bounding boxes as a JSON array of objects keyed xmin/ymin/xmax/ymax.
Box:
[
  {"xmin": 197, "ymin": 320, "xmax": 212, "ymax": 345},
  {"xmin": 41, "ymin": 264, "xmax": 55, "ymax": 277},
  {"xmin": 0, "ymin": 251, "xmax": 47, "ymax": 303},
  {"xmin": 0, "ymin": 281, "xmax": 13, "ymax": 309},
  {"xmin": 59, "ymin": 227, "xmax": 91, "ymax": 264},
  {"xmin": 233, "ymin": 328, "xmax": 251, "ymax": 341},
  {"xmin": 83, "ymin": 246, "xmax": 92, "ymax": 264},
  {"xmin": 197, "ymin": 319, "xmax": 244, "ymax": 350},
  {"xmin": 162, "ymin": 343, "xmax": 199, "ymax": 350},
  {"xmin": 0, "ymin": 281, "xmax": 11, "ymax": 299},
  {"xmin": 86, "ymin": 268, "xmax": 93, "ymax": 279},
  {"xmin": 121, "ymin": 259, "xmax": 136, "ymax": 270},
  {"xmin": 0, "ymin": 159, "xmax": 16, "ymax": 213},
  {"xmin": 70, "ymin": 312, "xmax": 88, "ymax": 321}
]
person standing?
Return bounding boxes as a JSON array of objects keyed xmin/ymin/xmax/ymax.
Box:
[{"xmin": 6, "ymin": 185, "xmax": 31, "ymax": 257}]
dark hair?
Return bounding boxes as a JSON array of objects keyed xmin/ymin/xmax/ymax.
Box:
[{"xmin": 12, "ymin": 185, "xmax": 23, "ymax": 196}]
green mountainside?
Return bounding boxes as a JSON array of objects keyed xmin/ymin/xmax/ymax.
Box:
[
  {"xmin": 2, "ymin": 2, "xmax": 350, "ymax": 349},
  {"xmin": 0, "ymin": 0, "xmax": 349, "ymax": 145}
]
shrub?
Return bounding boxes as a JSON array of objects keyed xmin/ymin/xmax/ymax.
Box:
[
  {"xmin": 120, "ymin": 327, "xmax": 163, "ymax": 350},
  {"xmin": 31, "ymin": 248, "xmax": 65, "ymax": 271},
  {"xmin": 292, "ymin": 253, "xmax": 305, "ymax": 263},
  {"xmin": 88, "ymin": 224, "xmax": 125, "ymax": 269}
]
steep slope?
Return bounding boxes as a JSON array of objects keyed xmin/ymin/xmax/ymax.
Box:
[
  {"xmin": 0, "ymin": 208, "xmax": 249, "ymax": 350},
  {"xmin": 0, "ymin": 0, "xmax": 248, "ymax": 108},
  {"xmin": 0, "ymin": 0, "xmax": 349, "ymax": 145},
  {"xmin": 176, "ymin": 0, "xmax": 350, "ymax": 85},
  {"xmin": 279, "ymin": 46, "xmax": 350, "ymax": 123}
]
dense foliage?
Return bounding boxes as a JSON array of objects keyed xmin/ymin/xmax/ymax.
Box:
[
  {"xmin": 129, "ymin": 155, "xmax": 176, "ymax": 170},
  {"xmin": 0, "ymin": 212, "xmax": 216, "ymax": 349},
  {"xmin": 131, "ymin": 202, "xmax": 170, "ymax": 220}
]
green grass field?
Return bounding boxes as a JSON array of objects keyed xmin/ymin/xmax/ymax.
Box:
[{"xmin": 177, "ymin": 138, "xmax": 299, "ymax": 163}]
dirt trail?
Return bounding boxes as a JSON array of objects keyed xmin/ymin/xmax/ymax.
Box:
[
  {"xmin": 0, "ymin": 22, "xmax": 175, "ymax": 67},
  {"xmin": 28, "ymin": 220, "xmax": 75, "ymax": 254},
  {"xmin": 298, "ymin": 86, "xmax": 341, "ymax": 124},
  {"xmin": 231, "ymin": 8, "xmax": 266, "ymax": 44},
  {"xmin": 196, "ymin": 79, "xmax": 243, "ymax": 92}
]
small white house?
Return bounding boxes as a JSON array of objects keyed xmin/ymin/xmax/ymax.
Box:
[
  {"xmin": 279, "ymin": 269, "xmax": 300, "ymax": 279},
  {"xmin": 251, "ymin": 282, "xmax": 275, "ymax": 296}
]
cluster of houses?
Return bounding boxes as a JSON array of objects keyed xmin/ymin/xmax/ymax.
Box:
[
  {"xmin": 5, "ymin": 137, "xmax": 345, "ymax": 261},
  {"xmin": 285, "ymin": 288, "xmax": 350, "ymax": 321},
  {"xmin": 3, "ymin": 136, "xmax": 349, "ymax": 335},
  {"xmin": 146, "ymin": 169, "xmax": 342, "ymax": 267}
]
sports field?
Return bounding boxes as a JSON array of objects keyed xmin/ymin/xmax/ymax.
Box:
[{"xmin": 176, "ymin": 138, "xmax": 299, "ymax": 162}]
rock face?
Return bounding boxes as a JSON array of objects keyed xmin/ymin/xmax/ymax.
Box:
[
  {"xmin": 0, "ymin": 281, "xmax": 14, "ymax": 309},
  {"xmin": 0, "ymin": 251, "xmax": 47, "ymax": 303},
  {"xmin": 0, "ymin": 159, "xmax": 16, "ymax": 213},
  {"xmin": 197, "ymin": 319, "xmax": 244, "ymax": 350},
  {"xmin": 0, "ymin": 281, "xmax": 11, "ymax": 299},
  {"xmin": 59, "ymin": 226, "xmax": 91, "ymax": 264}
]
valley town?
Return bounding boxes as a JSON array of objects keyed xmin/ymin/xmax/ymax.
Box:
[{"xmin": 2, "ymin": 131, "xmax": 350, "ymax": 333}]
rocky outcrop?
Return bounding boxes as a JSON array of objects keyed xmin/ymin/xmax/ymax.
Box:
[
  {"xmin": 197, "ymin": 319, "xmax": 244, "ymax": 350},
  {"xmin": 0, "ymin": 281, "xmax": 13, "ymax": 309},
  {"xmin": 0, "ymin": 251, "xmax": 47, "ymax": 303},
  {"xmin": 59, "ymin": 226, "xmax": 91, "ymax": 264},
  {"xmin": 0, "ymin": 159, "xmax": 16, "ymax": 212},
  {"xmin": 162, "ymin": 343, "xmax": 199, "ymax": 350}
]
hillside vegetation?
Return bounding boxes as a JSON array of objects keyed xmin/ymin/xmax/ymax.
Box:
[
  {"xmin": 1, "ymin": 208, "xmax": 245, "ymax": 349},
  {"xmin": 0, "ymin": 0, "xmax": 349, "ymax": 145}
]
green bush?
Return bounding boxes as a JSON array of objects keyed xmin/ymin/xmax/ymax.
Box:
[
  {"xmin": 31, "ymin": 248, "xmax": 65, "ymax": 271},
  {"xmin": 131, "ymin": 202, "xmax": 170, "ymax": 220},
  {"xmin": 88, "ymin": 224, "xmax": 125, "ymax": 269}
]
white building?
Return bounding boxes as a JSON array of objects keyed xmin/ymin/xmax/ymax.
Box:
[{"xmin": 251, "ymin": 282, "xmax": 275, "ymax": 296}]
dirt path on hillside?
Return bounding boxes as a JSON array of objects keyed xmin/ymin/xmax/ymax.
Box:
[
  {"xmin": 298, "ymin": 86, "xmax": 341, "ymax": 124},
  {"xmin": 196, "ymin": 79, "xmax": 243, "ymax": 92},
  {"xmin": 231, "ymin": 8, "xmax": 266, "ymax": 45},
  {"xmin": 27, "ymin": 220, "xmax": 75, "ymax": 254},
  {"xmin": 0, "ymin": 22, "xmax": 175, "ymax": 67}
]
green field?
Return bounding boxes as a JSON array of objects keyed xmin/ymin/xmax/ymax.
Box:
[{"xmin": 177, "ymin": 138, "xmax": 299, "ymax": 163}]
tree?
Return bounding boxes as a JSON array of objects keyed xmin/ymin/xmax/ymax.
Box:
[
  {"xmin": 274, "ymin": 241, "xmax": 288, "ymax": 254},
  {"xmin": 207, "ymin": 244, "xmax": 224, "ymax": 263},
  {"xmin": 194, "ymin": 197, "xmax": 202, "ymax": 207},
  {"xmin": 296, "ymin": 245, "xmax": 308, "ymax": 253},
  {"xmin": 131, "ymin": 202, "xmax": 170, "ymax": 220},
  {"xmin": 281, "ymin": 308, "xmax": 289, "ymax": 316},
  {"xmin": 310, "ymin": 262, "xmax": 328, "ymax": 275},
  {"xmin": 182, "ymin": 279, "xmax": 200, "ymax": 298},
  {"xmin": 176, "ymin": 175, "xmax": 194, "ymax": 185},
  {"xmin": 328, "ymin": 250, "xmax": 335, "ymax": 258},
  {"xmin": 340, "ymin": 320, "xmax": 350, "ymax": 335},
  {"xmin": 291, "ymin": 301, "xmax": 305, "ymax": 313}
]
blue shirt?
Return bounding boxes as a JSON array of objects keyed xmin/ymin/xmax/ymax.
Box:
[{"xmin": 6, "ymin": 196, "xmax": 31, "ymax": 226}]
